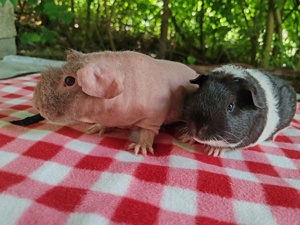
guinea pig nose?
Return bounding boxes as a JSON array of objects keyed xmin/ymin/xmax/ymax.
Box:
[{"xmin": 64, "ymin": 76, "xmax": 75, "ymax": 86}]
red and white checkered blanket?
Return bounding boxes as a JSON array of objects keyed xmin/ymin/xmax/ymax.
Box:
[{"xmin": 0, "ymin": 74, "xmax": 299, "ymax": 225}]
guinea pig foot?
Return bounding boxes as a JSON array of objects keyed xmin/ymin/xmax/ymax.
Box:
[
  {"xmin": 205, "ymin": 146, "xmax": 225, "ymax": 157},
  {"xmin": 128, "ymin": 129, "xmax": 156, "ymax": 156},
  {"xmin": 86, "ymin": 124, "xmax": 114, "ymax": 137},
  {"xmin": 128, "ymin": 143, "xmax": 154, "ymax": 156},
  {"xmin": 271, "ymin": 126, "xmax": 288, "ymax": 141},
  {"xmin": 271, "ymin": 134, "xmax": 278, "ymax": 142},
  {"xmin": 271, "ymin": 131, "xmax": 281, "ymax": 142},
  {"xmin": 87, "ymin": 124, "xmax": 106, "ymax": 136}
]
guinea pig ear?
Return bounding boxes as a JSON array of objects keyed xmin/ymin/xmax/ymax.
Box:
[
  {"xmin": 190, "ymin": 74, "xmax": 208, "ymax": 86},
  {"xmin": 66, "ymin": 49, "xmax": 83, "ymax": 62},
  {"xmin": 76, "ymin": 63, "xmax": 124, "ymax": 99},
  {"xmin": 247, "ymin": 82, "xmax": 266, "ymax": 109}
]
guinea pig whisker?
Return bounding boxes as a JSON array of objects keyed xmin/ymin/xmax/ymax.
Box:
[
  {"xmin": 222, "ymin": 130, "xmax": 242, "ymax": 141},
  {"xmin": 177, "ymin": 126, "xmax": 187, "ymax": 134},
  {"xmin": 176, "ymin": 126, "xmax": 190, "ymax": 138},
  {"xmin": 222, "ymin": 130, "xmax": 238, "ymax": 137},
  {"xmin": 216, "ymin": 135, "xmax": 230, "ymax": 146},
  {"xmin": 219, "ymin": 131, "xmax": 248, "ymax": 148}
]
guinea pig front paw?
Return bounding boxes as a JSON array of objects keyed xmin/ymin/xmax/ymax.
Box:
[
  {"xmin": 205, "ymin": 146, "xmax": 228, "ymax": 157},
  {"xmin": 86, "ymin": 124, "xmax": 114, "ymax": 137},
  {"xmin": 128, "ymin": 143, "xmax": 154, "ymax": 156},
  {"xmin": 128, "ymin": 129, "xmax": 156, "ymax": 156}
]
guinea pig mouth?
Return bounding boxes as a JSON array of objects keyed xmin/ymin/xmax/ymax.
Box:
[
  {"xmin": 38, "ymin": 110, "xmax": 71, "ymax": 124},
  {"xmin": 38, "ymin": 111, "xmax": 53, "ymax": 122},
  {"xmin": 192, "ymin": 126, "xmax": 208, "ymax": 139}
]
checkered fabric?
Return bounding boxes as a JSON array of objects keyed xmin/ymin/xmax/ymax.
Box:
[{"xmin": 0, "ymin": 74, "xmax": 299, "ymax": 225}]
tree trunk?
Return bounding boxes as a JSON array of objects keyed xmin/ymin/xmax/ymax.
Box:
[
  {"xmin": 70, "ymin": 0, "xmax": 75, "ymax": 26},
  {"xmin": 96, "ymin": 0, "xmax": 100, "ymax": 22},
  {"xmin": 86, "ymin": 0, "xmax": 92, "ymax": 34},
  {"xmin": 295, "ymin": 47, "xmax": 300, "ymax": 70},
  {"xmin": 82, "ymin": 0, "xmax": 93, "ymax": 49},
  {"xmin": 70, "ymin": 0, "xmax": 75, "ymax": 14},
  {"xmin": 104, "ymin": 0, "xmax": 116, "ymax": 51},
  {"xmin": 261, "ymin": 0, "xmax": 274, "ymax": 69},
  {"xmin": 198, "ymin": 0, "xmax": 205, "ymax": 55},
  {"xmin": 271, "ymin": 0, "xmax": 283, "ymax": 67},
  {"xmin": 158, "ymin": 0, "xmax": 169, "ymax": 59},
  {"xmin": 249, "ymin": 0, "xmax": 265, "ymax": 65}
]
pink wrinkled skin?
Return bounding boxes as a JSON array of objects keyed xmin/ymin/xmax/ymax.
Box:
[{"xmin": 33, "ymin": 50, "xmax": 197, "ymax": 155}]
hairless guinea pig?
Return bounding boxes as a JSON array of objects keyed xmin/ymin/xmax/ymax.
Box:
[
  {"xmin": 33, "ymin": 49, "xmax": 197, "ymax": 155},
  {"xmin": 182, "ymin": 64, "xmax": 297, "ymax": 156}
]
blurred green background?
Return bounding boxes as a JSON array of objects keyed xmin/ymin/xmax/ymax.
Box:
[{"xmin": 3, "ymin": 0, "xmax": 300, "ymax": 71}]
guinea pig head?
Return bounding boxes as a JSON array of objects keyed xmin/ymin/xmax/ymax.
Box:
[
  {"xmin": 33, "ymin": 60, "xmax": 125, "ymax": 124},
  {"xmin": 184, "ymin": 71, "xmax": 266, "ymax": 148},
  {"xmin": 32, "ymin": 63, "xmax": 83, "ymax": 124}
]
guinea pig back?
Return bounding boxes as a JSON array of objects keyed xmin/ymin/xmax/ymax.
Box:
[{"xmin": 183, "ymin": 64, "xmax": 297, "ymax": 149}]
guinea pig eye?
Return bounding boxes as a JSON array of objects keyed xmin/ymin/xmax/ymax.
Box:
[
  {"xmin": 227, "ymin": 103, "xmax": 235, "ymax": 112},
  {"xmin": 64, "ymin": 76, "xmax": 75, "ymax": 87}
]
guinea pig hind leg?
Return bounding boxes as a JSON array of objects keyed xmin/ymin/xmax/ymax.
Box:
[
  {"xmin": 271, "ymin": 126, "xmax": 289, "ymax": 142},
  {"xmin": 86, "ymin": 124, "xmax": 114, "ymax": 137},
  {"xmin": 128, "ymin": 129, "xmax": 156, "ymax": 156}
]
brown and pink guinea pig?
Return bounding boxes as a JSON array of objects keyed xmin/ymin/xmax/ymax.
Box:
[
  {"xmin": 32, "ymin": 49, "xmax": 198, "ymax": 155},
  {"xmin": 182, "ymin": 64, "xmax": 297, "ymax": 156}
]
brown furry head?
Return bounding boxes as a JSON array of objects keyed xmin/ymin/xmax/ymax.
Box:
[
  {"xmin": 32, "ymin": 49, "xmax": 125, "ymax": 124},
  {"xmin": 33, "ymin": 60, "xmax": 85, "ymax": 124}
]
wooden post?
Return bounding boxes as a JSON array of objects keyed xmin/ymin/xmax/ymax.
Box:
[{"xmin": 0, "ymin": 0, "xmax": 17, "ymax": 59}]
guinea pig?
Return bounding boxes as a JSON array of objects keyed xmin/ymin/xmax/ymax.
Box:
[
  {"xmin": 33, "ymin": 49, "xmax": 197, "ymax": 155},
  {"xmin": 182, "ymin": 64, "xmax": 297, "ymax": 156}
]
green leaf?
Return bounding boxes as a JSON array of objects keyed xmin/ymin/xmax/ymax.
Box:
[
  {"xmin": 58, "ymin": 12, "xmax": 74, "ymax": 25},
  {"xmin": 44, "ymin": 2, "xmax": 58, "ymax": 21},
  {"xmin": 187, "ymin": 56, "xmax": 196, "ymax": 64},
  {"xmin": 40, "ymin": 26, "xmax": 57, "ymax": 44},
  {"xmin": 0, "ymin": 0, "xmax": 17, "ymax": 7},
  {"xmin": 27, "ymin": 0, "xmax": 38, "ymax": 6},
  {"xmin": 19, "ymin": 33, "xmax": 41, "ymax": 46},
  {"xmin": 10, "ymin": 0, "xmax": 17, "ymax": 7}
]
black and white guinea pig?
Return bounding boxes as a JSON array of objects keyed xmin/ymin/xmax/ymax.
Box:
[{"xmin": 182, "ymin": 64, "xmax": 297, "ymax": 156}]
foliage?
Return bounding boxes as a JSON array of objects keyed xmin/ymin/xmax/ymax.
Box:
[
  {"xmin": 13, "ymin": 0, "xmax": 300, "ymax": 70},
  {"xmin": 0, "ymin": 0, "xmax": 18, "ymax": 7}
]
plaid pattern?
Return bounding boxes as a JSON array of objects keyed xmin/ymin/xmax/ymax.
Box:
[{"xmin": 0, "ymin": 74, "xmax": 299, "ymax": 225}]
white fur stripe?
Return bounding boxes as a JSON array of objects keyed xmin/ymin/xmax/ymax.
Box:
[
  {"xmin": 213, "ymin": 65, "xmax": 279, "ymax": 145},
  {"xmin": 246, "ymin": 68, "xmax": 279, "ymax": 144},
  {"xmin": 193, "ymin": 138, "xmax": 243, "ymax": 148},
  {"xmin": 213, "ymin": 65, "xmax": 244, "ymax": 76}
]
